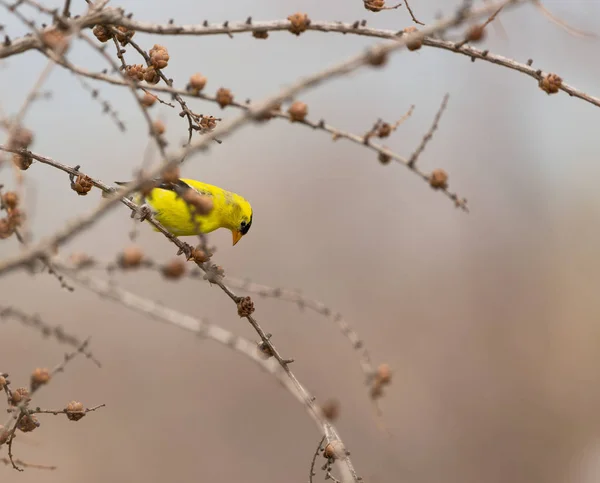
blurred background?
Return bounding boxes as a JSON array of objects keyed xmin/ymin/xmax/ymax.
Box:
[{"xmin": 2, "ymin": 0, "xmax": 600, "ymax": 482}]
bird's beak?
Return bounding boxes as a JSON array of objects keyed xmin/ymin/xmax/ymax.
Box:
[{"xmin": 232, "ymin": 230, "xmax": 243, "ymax": 246}]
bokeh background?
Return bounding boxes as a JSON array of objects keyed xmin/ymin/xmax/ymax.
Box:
[{"xmin": 2, "ymin": 1, "xmax": 600, "ymax": 482}]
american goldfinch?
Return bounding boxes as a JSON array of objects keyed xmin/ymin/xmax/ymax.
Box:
[{"xmin": 115, "ymin": 178, "xmax": 253, "ymax": 245}]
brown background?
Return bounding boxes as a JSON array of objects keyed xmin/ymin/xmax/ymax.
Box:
[{"xmin": 2, "ymin": 1, "xmax": 600, "ymax": 482}]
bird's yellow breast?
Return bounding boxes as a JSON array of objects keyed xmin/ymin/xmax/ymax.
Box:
[{"xmin": 142, "ymin": 179, "xmax": 249, "ymax": 237}]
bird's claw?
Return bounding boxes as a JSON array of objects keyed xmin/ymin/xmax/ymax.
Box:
[
  {"xmin": 132, "ymin": 203, "xmax": 154, "ymax": 222},
  {"xmin": 177, "ymin": 242, "xmax": 195, "ymax": 260}
]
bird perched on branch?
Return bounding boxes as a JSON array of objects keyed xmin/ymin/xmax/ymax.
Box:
[{"xmin": 114, "ymin": 178, "xmax": 253, "ymax": 246}]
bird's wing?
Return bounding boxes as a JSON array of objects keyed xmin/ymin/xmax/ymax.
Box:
[{"xmin": 115, "ymin": 179, "xmax": 213, "ymax": 197}]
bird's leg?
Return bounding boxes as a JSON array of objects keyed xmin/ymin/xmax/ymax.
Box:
[{"xmin": 177, "ymin": 241, "xmax": 195, "ymax": 260}]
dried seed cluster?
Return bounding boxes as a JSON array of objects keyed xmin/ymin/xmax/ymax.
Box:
[
  {"xmin": 287, "ymin": 13, "xmax": 310, "ymax": 35},
  {"xmin": 237, "ymin": 296, "xmax": 255, "ymax": 317},
  {"xmin": 539, "ymin": 73, "xmax": 562, "ymax": 94},
  {"xmin": 189, "ymin": 245, "xmax": 211, "ymax": 263},
  {"xmin": 188, "ymin": 73, "xmax": 207, "ymax": 93},
  {"xmin": 216, "ymin": 88, "xmax": 234, "ymax": 108},
  {"xmin": 18, "ymin": 414, "xmax": 39, "ymax": 433},
  {"xmin": 288, "ymin": 101, "xmax": 308, "ymax": 122},
  {"xmin": 252, "ymin": 29, "xmax": 269, "ymax": 39},
  {"xmin": 149, "ymin": 44, "xmax": 169, "ymax": 69},
  {"xmin": 71, "ymin": 173, "xmax": 94, "ymax": 195},
  {"xmin": 93, "ymin": 24, "xmax": 135, "ymax": 44},
  {"xmin": 364, "ymin": 0, "xmax": 386, "ymax": 12},
  {"xmin": 65, "ymin": 401, "xmax": 85, "ymax": 421},
  {"xmin": 10, "ymin": 387, "xmax": 31, "ymax": 406},
  {"xmin": 429, "ymin": 168, "xmax": 448, "ymax": 190}
]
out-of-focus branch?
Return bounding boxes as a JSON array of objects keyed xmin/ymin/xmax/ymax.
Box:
[
  {"xmin": 58, "ymin": 267, "xmax": 358, "ymax": 483},
  {"xmin": 0, "ymin": 306, "xmax": 101, "ymax": 366}
]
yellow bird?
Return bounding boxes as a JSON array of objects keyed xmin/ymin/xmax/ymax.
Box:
[{"xmin": 116, "ymin": 178, "xmax": 253, "ymax": 245}]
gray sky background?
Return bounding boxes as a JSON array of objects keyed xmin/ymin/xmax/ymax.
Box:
[{"xmin": 2, "ymin": 1, "xmax": 600, "ymax": 482}]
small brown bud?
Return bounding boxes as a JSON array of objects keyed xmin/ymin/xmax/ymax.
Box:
[
  {"xmin": 320, "ymin": 399, "xmax": 340, "ymax": 421},
  {"xmin": 377, "ymin": 122, "xmax": 392, "ymax": 138},
  {"xmin": 539, "ymin": 73, "xmax": 562, "ymax": 95},
  {"xmin": 71, "ymin": 174, "xmax": 93, "ymax": 195},
  {"xmin": 17, "ymin": 414, "xmax": 39, "ymax": 433},
  {"xmin": 323, "ymin": 440, "xmax": 345, "ymax": 460},
  {"xmin": 125, "ymin": 64, "xmax": 145, "ymax": 81},
  {"xmin": 405, "ymin": 28, "xmax": 424, "ymax": 51},
  {"xmin": 216, "ymin": 88, "xmax": 233, "ymax": 108},
  {"xmin": 429, "ymin": 169, "xmax": 448, "ymax": 189},
  {"xmin": 92, "ymin": 24, "xmax": 112, "ymax": 42},
  {"xmin": 364, "ymin": 0, "xmax": 385, "ymax": 12},
  {"xmin": 152, "ymin": 120, "xmax": 166, "ymax": 135},
  {"xmin": 11, "ymin": 387, "xmax": 30, "ymax": 406},
  {"xmin": 161, "ymin": 259, "xmax": 186, "ymax": 280},
  {"xmin": 237, "ymin": 296, "xmax": 255, "ymax": 317},
  {"xmin": 288, "ymin": 101, "xmax": 308, "ymax": 122},
  {"xmin": 114, "ymin": 25, "xmax": 134, "ymax": 44},
  {"xmin": 2, "ymin": 191, "xmax": 18, "ymax": 210},
  {"xmin": 367, "ymin": 48, "xmax": 388, "ymax": 67},
  {"xmin": 190, "ymin": 246, "xmax": 210, "ymax": 263},
  {"xmin": 199, "ymin": 115, "xmax": 218, "ymax": 132},
  {"xmin": 378, "ymin": 152, "xmax": 391, "ymax": 165},
  {"xmin": 149, "ymin": 44, "xmax": 169, "ymax": 69},
  {"xmin": 144, "ymin": 66, "xmax": 161, "ymax": 85},
  {"xmin": 12, "ymin": 153, "xmax": 33, "ymax": 170},
  {"xmin": 181, "ymin": 189, "xmax": 214, "ymax": 215},
  {"xmin": 65, "ymin": 401, "xmax": 85, "ymax": 421},
  {"xmin": 161, "ymin": 165, "xmax": 180, "ymax": 184},
  {"xmin": 466, "ymin": 24, "xmax": 486, "ymax": 42},
  {"xmin": 252, "ymin": 29, "xmax": 269, "ymax": 39},
  {"xmin": 140, "ymin": 92, "xmax": 157, "ymax": 107},
  {"xmin": 188, "ymin": 73, "xmax": 207, "ymax": 92},
  {"xmin": 118, "ymin": 246, "xmax": 144, "ymax": 269},
  {"xmin": 30, "ymin": 368, "xmax": 51, "ymax": 391},
  {"xmin": 375, "ymin": 363, "xmax": 392, "ymax": 385},
  {"xmin": 0, "ymin": 376, "xmax": 6, "ymax": 389},
  {"xmin": 287, "ymin": 12, "xmax": 310, "ymax": 35}
]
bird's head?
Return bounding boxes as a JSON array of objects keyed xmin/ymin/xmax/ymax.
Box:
[{"xmin": 231, "ymin": 197, "xmax": 253, "ymax": 246}]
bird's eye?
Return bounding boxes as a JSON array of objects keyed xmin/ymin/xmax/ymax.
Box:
[{"xmin": 241, "ymin": 221, "xmax": 247, "ymax": 227}]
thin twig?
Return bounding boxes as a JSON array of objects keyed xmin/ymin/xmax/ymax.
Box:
[{"xmin": 408, "ymin": 93, "xmax": 449, "ymax": 168}]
